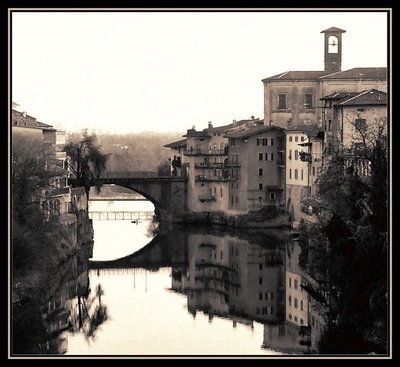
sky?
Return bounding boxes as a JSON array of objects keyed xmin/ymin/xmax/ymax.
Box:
[{"xmin": 11, "ymin": 10, "xmax": 389, "ymax": 134}]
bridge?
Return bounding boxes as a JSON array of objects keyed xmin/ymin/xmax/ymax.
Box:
[{"xmin": 94, "ymin": 171, "xmax": 188, "ymax": 223}]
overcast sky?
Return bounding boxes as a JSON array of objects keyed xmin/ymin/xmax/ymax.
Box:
[{"xmin": 11, "ymin": 10, "xmax": 388, "ymax": 134}]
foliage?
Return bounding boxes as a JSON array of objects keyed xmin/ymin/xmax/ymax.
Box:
[
  {"xmin": 301, "ymin": 119, "xmax": 388, "ymax": 354},
  {"xmin": 64, "ymin": 130, "xmax": 109, "ymax": 203},
  {"xmin": 12, "ymin": 135, "xmax": 71, "ymax": 277}
]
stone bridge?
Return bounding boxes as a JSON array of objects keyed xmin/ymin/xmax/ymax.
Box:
[{"xmin": 97, "ymin": 171, "xmax": 188, "ymax": 222}]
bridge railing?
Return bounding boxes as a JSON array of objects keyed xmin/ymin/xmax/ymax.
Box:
[{"xmin": 101, "ymin": 171, "xmax": 158, "ymax": 179}]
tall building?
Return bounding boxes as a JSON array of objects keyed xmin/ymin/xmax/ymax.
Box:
[{"xmin": 262, "ymin": 27, "xmax": 387, "ymax": 130}]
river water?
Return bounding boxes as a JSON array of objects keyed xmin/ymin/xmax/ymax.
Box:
[{"xmin": 13, "ymin": 199, "xmax": 329, "ymax": 356}]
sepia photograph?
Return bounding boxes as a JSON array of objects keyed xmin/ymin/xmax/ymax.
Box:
[{"xmin": 9, "ymin": 8, "xmax": 391, "ymax": 358}]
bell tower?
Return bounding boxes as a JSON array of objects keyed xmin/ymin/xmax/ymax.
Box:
[{"xmin": 321, "ymin": 27, "xmax": 346, "ymax": 73}]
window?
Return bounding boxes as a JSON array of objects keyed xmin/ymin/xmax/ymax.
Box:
[
  {"xmin": 278, "ymin": 94, "xmax": 287, "ymax": 109},
  {"xmin": 301, "ymin": 169, "xmax": 304, "ymax": 180},
  {"xmin": 259, "ymin": 264, "xmax": 263, "ymax": 270},
  {"xmin": 300, "ymin": 300, "xmax": 303, "ymax": 311},
  {"xmin": 231, "ymin": 138, "xmax": 236, "ymax": 146},
  {"xmin": 312, "ymin": 166, "xmax": 316, "ymax": 176},
  {"xmin": 257, "ymin": 138, "xmax": 261, "ymax": 146},
  {"xmin": 270, "ymin": 307, "xmax": 274, "ymax": 315},
  {"xmin": 300, "ymin": 318, "xmax": 304, "ymax": 325},
  {"xmin": 259, "ymin": 183, "xmax": 263, "ymax": 190},
  {"xmin": 270, "ymin": 153, "xmax": 274, "ymax": 161},
  {"xmin": 355, "ymin": 119, "xmax": 367, "ymax": 132},
  {"xmin": 235, "ymin": 196, "xmax": 239, "ymax": 204},
  {"xmin": 289, "ymin": 278, "xmax": 292, "ymax": 287},
  {"xmin": 295, "ymin": 316, "xmax": 298, "ymax": 322},
  {"xmin": 289, "ymin": 136, "xmax": 293, "ymax": 142},
  {"xmin": 259, "ymin": 168, "xmax": 263, "ymax": 176},
  {"xmin": 213, "ymin": 169, "xmax": 217, "ymax": 176},
  {"xmin": 328, "ymin": 35, "xmax": 339, "ymax": 53},
  {"xmin": 289, "ymin": 314, "xmax": 292, "ymax": 320},
  {"xmin": 295, "ymin": 150, "xmax": 298, "ymax": 160},
  {"xmin": 294, "ymin": 279, "xmax": 298, "ymax": 289},
  {"xmin": 259, "ymin": 277, "xmax": 263, "ymax": 285},
  {"xmin": 270, "ymin": 192, "xmax": 275, "ymax": 200},
  {"xmin": 289, "ymin": 150, "xmax": 292, "ymax": 160},
  {"xmin": 328, "ymin": 120, "xmax": 332, "ymax": 131},
  {"xmin": 301, "ymin": 136, "xmax": 305, "ymax": 142},
  {"xmin": 265, "ymin": 153, "xmax": 268, "ymax": 161},
  {"xmin": 220, "ymin": 188, "xmax": 223, "ymax": 197},
  {"xmin": 289, "ymin": 169, "xmax": 292, "ymax": 179},
  {"xmin": 265, "ymin": 292, "xmax": 268, "ymax": 300},
  {"xmin": 289, "ymin": 296, "xmax": 292, "ymax": 306},
  {"xmin": 270, "ymin": 138, "xmax": 274, "ymax": 146},
  {"xmin": 294, "ymin": 169, "xmax": 298, "ymax": 179},
  {"xmin": 214, "ymin": 187, "xmax": 217, "ymax": 195},
  {"xmin": 270, "ymin": 292, "xmax": 274, "ymax": 300},
  {"xmin": 295, "ymin": 136, "xmax": 298, "ymax": 142},
  {"xmin": 259, "ymin": 153, "xmax": 263, "ymax": 160},
  {"xmin": 259, "ymin": 292, "xmax": 263, "ymax": 300},
  {"xmin": 304, "ymin": 93, "xmax": 313, "ymax": 109},
  {"xmin": 256, "ymin": 307, "xmax": 259, "ymax": 315},
  {"xmin": 294, "ymin": 298, "xmax": 298, "ymax": 308}
]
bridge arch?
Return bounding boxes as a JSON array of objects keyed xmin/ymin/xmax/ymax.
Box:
[{"xmin": 97, "ymin": 173, "xmax": 188, "ymax": 222}]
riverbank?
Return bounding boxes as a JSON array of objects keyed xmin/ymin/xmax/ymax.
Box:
[{"xmin": 170, "ymin": 206, "xmax": 292, "ymax": 229}]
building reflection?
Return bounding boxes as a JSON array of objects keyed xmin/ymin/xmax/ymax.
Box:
[{"xmin": 171, "ymin": 230, "xmax": 327, "ymax": 354}]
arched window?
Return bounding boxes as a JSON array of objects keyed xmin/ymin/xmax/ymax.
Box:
[
  {"xmin": 49, "ymin": 200, "xmax": 54, "ymax": 215},
  {"xmin": 328, "ymin": 36, "xmax": 338, "ymax": 53}
]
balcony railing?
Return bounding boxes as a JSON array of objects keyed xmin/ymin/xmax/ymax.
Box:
[
  {"xmin": 184, "ymin": 149, "xmax": 227, "ymax": 156},
  {"xmin": 195, "ymin": 174, "xmax": 239, "ymax": 182},
  {"xmin": 224, "ymin": 160, "xmax": 241, "ymax": 167},
  {"xmin": 194, "ymin": 162, "xmax": 225, "ymax": 169}
]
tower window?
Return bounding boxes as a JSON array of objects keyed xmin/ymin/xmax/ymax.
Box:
[
  {"xmin": 278, "ymin": 94, "xmax": 287, "ymax": 110},
  {"xmin": 328, "ymin": 36, "xmax": 339, "ymax": 53}
]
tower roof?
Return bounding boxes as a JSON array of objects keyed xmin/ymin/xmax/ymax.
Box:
[{"xmin": 321, "ymin": 27, "xmax": 346, "ymax": 33}]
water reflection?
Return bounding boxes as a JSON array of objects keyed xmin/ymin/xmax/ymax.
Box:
[
  {"xmin": 11, "ymin": 242, "xmax": 110, "ymax": 355},
  {"xmin": 168, "ymin": 229, "xmax": 327, "ymax": 354},
  {"xmin": 13, "ymin": 219, "xmax": 331, "ymax": 355}
]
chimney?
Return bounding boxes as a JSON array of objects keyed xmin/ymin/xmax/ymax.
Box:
[
  {"xmin": 22, "ymin": 111, "xmax": 27, "ymax": 118},
  {"xmin": 208, "ymin": 121, "xmax": 213, "ymax": 129}
]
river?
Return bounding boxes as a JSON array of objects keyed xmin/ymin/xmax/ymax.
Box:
[{"xmin": 13, "ymin": 199, "xmax": 328, "ymax": 356}]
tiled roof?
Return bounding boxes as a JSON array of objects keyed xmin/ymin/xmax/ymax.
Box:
[
  {"xmin": 339, "ymin": 89, "xmax": 387, "ymax": 106},
  {"xmin": 12, "ymin": 109, "xmax": 55, "ymax": 130},
  {"xmin": 163, "ymin": 139, "xmax": 187, "ymax": 149},
  {"xmin": 226, "ymin": 124, "xmax": 284, "ymax": 139},
  {"xmin": 319, "ymin": 67, "xmax": 387, "ymax": 80},
  {"xmin": 183, "ymin": 129, "xmax": 211, "ymax": 138},
  {"xmin": 320, "ymin": 27, "xmax": 346, "ymax": 33},
  {"xmin": 262, "ymin": 70, "xmax": 330, "ymax": 82},
  {"xmin": 320, "ymin": 91, "xmax": 358, "ymax": 101}
]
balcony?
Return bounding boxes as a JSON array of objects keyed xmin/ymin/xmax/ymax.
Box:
[
  {"xmin": 198, "ymin": 193, "xmax": 216, "ymax": 202},
  {"xmin": 224, "ymin": 159, "xmax": 241, "ymax": 167},
  {"xmin": 184, "ymin": 148, "xmax": 227, "ymax": 156},
  {"xmin": 195, "ymin": 174, "xmax": 238, "ymax": 182},
  {"xmin": 194, "ymin": 162, "xmax": 225, "ymax": 169}
]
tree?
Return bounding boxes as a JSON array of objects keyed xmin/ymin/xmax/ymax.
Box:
[
  {"xmin": 64, "ymin": 130, "xmax": 109, "ymax": 208},
  {"xmin": 299, "ymin": 118, "xmax": 388, "ymax": 353},
  {"xmin": 12, "ymin": 134, "xmax": 68, "ymax": 275}
]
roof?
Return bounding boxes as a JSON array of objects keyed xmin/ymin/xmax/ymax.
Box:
[
  {"xmin": 163, "ymin": 138, "xmax": 187, "ymax": 149},
  {"xmin": 320, "ymin": 91, "xmax": 358, "ymax": 101},
  {"xmin": 262, "ymin": 71, "xmax": 330, "ymax": 82},
  {"xmin": 12, "ymin": 109, "xmax": 55, "ymax": 130},
  {"xmin": 183, "ymin": 129, "xmax": 211, "ymax": 138},
  {"xmin": 206, "ymin": 122, "xmax": 234, "ymax": 133},
  {"xmin": 319, "ymin": 67, "xmax": 387, "ymax": 80},
  {"xmin": 226, "ymin": 124, "xmax": 284, "ymax": 139},
  {"xmin": 320, "ymin": 27, "xmax": 346, "ymax": 33},
  {"xmin": 339, "ymin": 89, "xmax": 387, "ymax": 106},
  {"xmin": 285, "ymin": 124, "xmax": 322, "ymax": 139}
]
